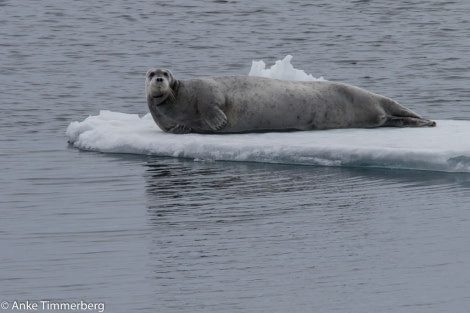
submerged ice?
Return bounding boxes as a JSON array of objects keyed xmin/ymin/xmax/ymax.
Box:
[{"xmin": 66, "ymin": 56, "xmax": 470, "ymax": 173}]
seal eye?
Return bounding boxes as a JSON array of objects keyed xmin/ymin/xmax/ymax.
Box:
[
  {"xmin": 163, "ymin": 72, "xmax": 169, "ymax": 78},
  {"xmin": 148, "ymin": 72, "xmax": 155, "ymax": 79}
]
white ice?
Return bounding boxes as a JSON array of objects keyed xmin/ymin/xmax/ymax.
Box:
[
  {"xmin": 66, "ymin": 56, "xmax": 470, "ymax": 173},
  {"xmin": 249, "ymin": 55, "xmax": 324, "ymax": 81}
]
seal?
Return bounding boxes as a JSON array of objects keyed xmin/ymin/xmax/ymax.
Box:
[{"xmin": 145, "ymin": 68, "xmax": 436, "ymax": 134}]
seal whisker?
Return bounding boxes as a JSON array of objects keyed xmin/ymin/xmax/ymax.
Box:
[{"xmin": 168, "ymin": 88, "xmax": 176, "ymax": 103}]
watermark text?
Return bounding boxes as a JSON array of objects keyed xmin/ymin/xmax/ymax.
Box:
[{"xmin": 1, "ymin": 300, "xmax": 105, "ymax": 312}]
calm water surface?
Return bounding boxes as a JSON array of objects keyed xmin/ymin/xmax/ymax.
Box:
[{"xmin": 1, "ymin": 1, "xmax": 470, "ymax": 312}]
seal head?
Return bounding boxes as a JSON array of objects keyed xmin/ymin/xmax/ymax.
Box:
[{"xmin": 145, "ymin": 68, "xmax": 179, "ymax": 104}]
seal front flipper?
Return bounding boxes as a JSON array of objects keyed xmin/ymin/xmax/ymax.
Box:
[
  {"xmin": 168, "ymin": 124, "xmax": 192, "ymax": 134},
  {"xmin": 200, "ymin": 105, "xmax": 228, "ymax": 131}
]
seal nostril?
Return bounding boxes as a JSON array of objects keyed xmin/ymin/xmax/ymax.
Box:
[{"xmin": 156, "ymin": 77, "xmax": 163, "ymax": 82}]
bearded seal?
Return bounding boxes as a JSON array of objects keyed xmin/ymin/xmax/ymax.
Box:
[{"xmin": 145, "ymin": 68, "xmax": 436, "ymax": 134}]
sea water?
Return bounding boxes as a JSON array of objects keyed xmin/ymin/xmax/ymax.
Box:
[{"xmin": 2, "ymin": 1, "xmax": 470, "ymax": 312}]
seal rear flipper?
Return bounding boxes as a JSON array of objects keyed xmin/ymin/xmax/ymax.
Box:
[
  {"xmin": 380, "ymin": 98, "xmax": 436, "ymax": 127},
  {"xmin": 384, "ymin": 116, "xmax": 437, "ymax": 127},
  {"xmin": 201, "ymin": 105, "xmax": 228, "ymax": 131}
]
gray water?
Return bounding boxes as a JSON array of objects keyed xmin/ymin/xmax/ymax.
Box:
[{"xmin": 1, "ymin": 0, "xmax": 470, "ymax": 312}]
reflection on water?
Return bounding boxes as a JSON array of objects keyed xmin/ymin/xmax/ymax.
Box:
[{"xmin": 143, "ymin": 157, "xmax": 470, "ymax": 312}]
